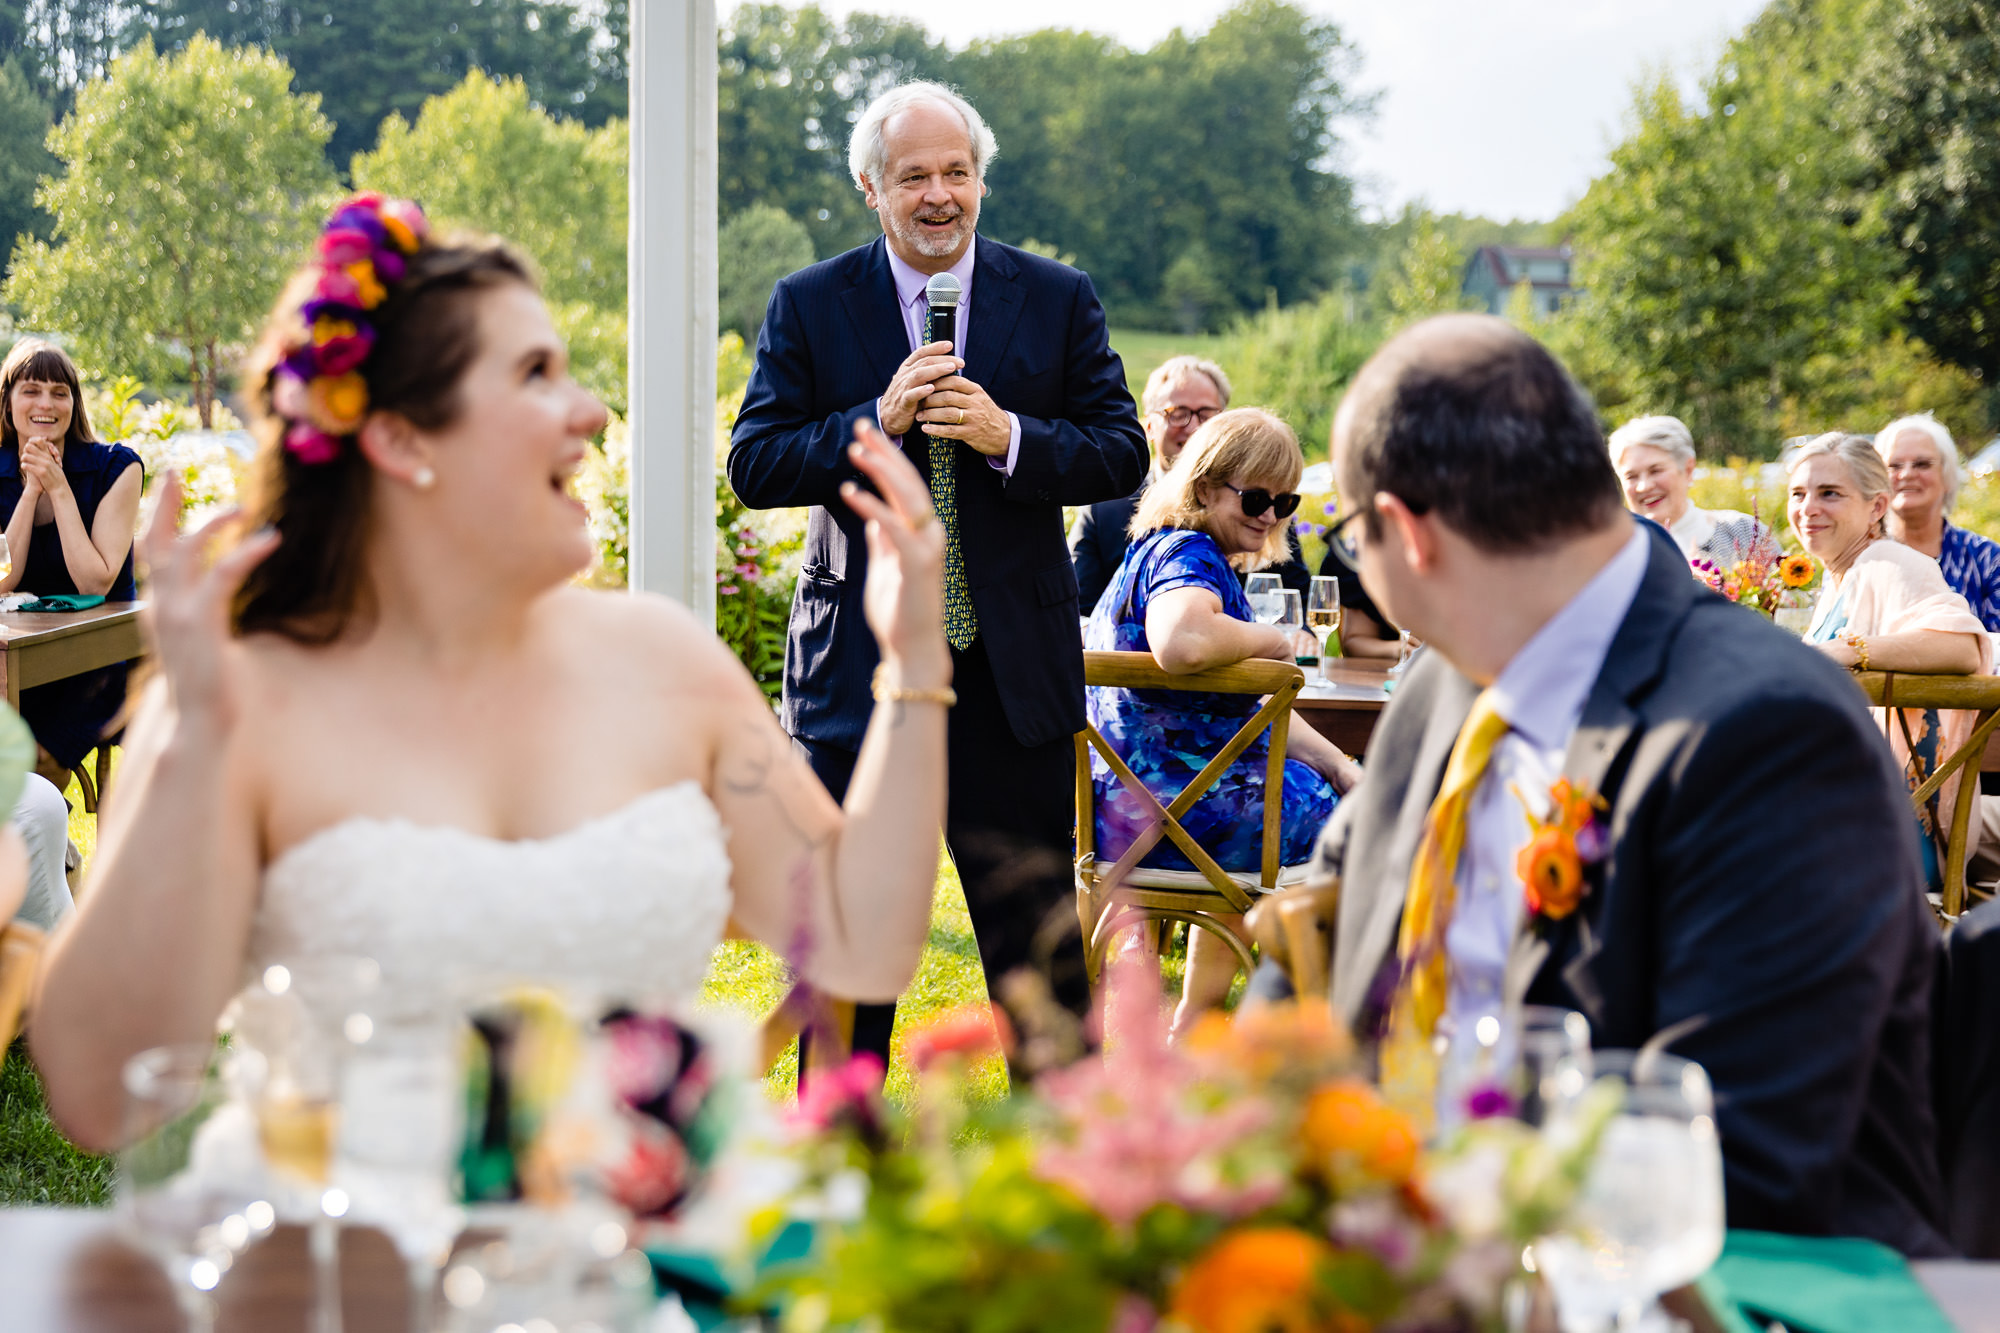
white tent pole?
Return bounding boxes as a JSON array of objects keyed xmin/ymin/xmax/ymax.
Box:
[{"xmin": 628, "ymin": 0, "xmax": 718, "ymax": 612}]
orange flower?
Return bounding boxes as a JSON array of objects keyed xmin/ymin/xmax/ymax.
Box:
[
  {"xmin": 1184, "ymin": 1000, "xmax": 1353, "ymax": 1080},
  {"xmin": 1780, "ymin": 553, "xmax": 1816, "ymax": 589},
  {"xmin": 1170, "ymin": 1227, "xmax": 1331, "ymax": 1333},
  {"xmin": 305, "ymin": 372, "xmax": 369, "ymax": 434},
  {"xmin": 344, "ymin": 260, "xmax": 387, "ymax": 309},
  {"xmin": 1301, "ymin": 1078, "xmax": 1420, "ymax": 1185},
  {"xmin": 1518, "ymin": 826, "xmax": 1584, "ymax": 919},
  {"xmin": 903, "ymin": 1003, "xmax": 1011, "ymax": 1072}
]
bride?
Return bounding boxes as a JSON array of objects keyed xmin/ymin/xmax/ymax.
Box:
[{"xmin": 33, "ymin": 196, "xmax": 951, "ymax": 1151}]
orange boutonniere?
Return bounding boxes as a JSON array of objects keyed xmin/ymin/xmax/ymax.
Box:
[{"xmin": 1516, "ymin": 778, "xmax": 1606, "ymax": 921}]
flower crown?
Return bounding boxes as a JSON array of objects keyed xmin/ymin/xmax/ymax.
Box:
[{"xmin": 270, "ymin": 193, "xmax": 430, "ymax": 465}]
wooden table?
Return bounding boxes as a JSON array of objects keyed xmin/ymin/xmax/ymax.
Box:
[
  {"xmin": 1292, "ymin": 657, "xmax": 1394, "ymax": 756},
  {"xmin": 0, "ymin": 602, "xmax": 143, "ymax": 710},
  {"xmin": 2, "ymin": 1208, "xmax": 1994, "ymax": 1331}
]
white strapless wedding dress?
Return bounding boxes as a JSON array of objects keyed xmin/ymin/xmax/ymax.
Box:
[{"xmin": 247, "ymin": 782, "xmax": 735, "ymax": 1022}]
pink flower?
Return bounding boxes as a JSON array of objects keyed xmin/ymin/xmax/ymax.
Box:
[
  {"xmin": 1109, "ymin": 1295, "xmax": 1159, "ymax": 1333},
  {"xmin": 314, "ymin": 332, "xmax": 373, "ymax": 376},
  {"xmin": 317, "ymin": 227, "xmax": 372, "ymax": 266},
  {"xmin": 271, "ymin": 369, "xmax": 309, "ymax": 421},
  {"xmin": 285, "ymin": 423, "xmax": 341, "ymax": 465},
  {"xmin": 792, "ymin": 1053, "xmax": 886, "ymax": 1136},
  {"xmin": 719, "ymin": 585, "xmax": 739, "ymax": 596},
  {"xmin": 904, "ymin": 1004, "xmax": 1011, "ymax": 1073},
  {"xmin": 316, "ymin": 266, "xmax": 361, "ymax": 306},
  {"xmin": 379, "ymin": 198, "xmax": 429, "ymax": 253}
]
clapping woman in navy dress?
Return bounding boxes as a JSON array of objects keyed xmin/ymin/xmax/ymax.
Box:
[{"xmin": 0, "ymin": 341, "xmax": 143, "ymax": 785}]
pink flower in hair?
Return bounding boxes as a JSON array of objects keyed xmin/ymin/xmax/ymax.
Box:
[
  {"xmin": 379, "ymin": 198, "xmax": 428, "ymax": 253},
  {"xmin": 271, "ymin": 369, "xmax": 309, "ymax": 421},
  {"xmin": 285, "ymin": 422, "xmax": 341, "ymax": 465},
  {"xmin": 315, "ymin": 333, "xmax": 373, "ymax": 376},
  {"xmin": 316, "ymin": 266, "xmax": 361, "ymax": 306},
  {"xmin": 318, "ymin": 228, "xmax": 372, "ymax": 266}
]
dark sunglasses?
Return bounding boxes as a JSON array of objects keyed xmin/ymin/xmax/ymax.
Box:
[
  {"xmin": 1324, "ymin": 508, "xmax": 1364, "ymax": 572},
  {"xmin": 1220, "ymin": 481, "xmax": 1301, "ymax": 520}
]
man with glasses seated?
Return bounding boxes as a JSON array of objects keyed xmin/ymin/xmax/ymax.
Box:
[
  {"xmin": 1072, "ymin": 355, "xmax": 1312, "ymax": 614},
  {"xmin": 1310, "ymin": 313, "xmax": 1949, "ymax": 1254}
]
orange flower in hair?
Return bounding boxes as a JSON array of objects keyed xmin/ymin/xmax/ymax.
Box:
[{"xmin": 306, "ymin": 372, "xmax": 370, "ymax": 434}]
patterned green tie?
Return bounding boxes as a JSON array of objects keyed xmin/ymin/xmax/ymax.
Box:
[{"xmin": 923, "ymin": 300, "xmax": 978, "ymax": 649}]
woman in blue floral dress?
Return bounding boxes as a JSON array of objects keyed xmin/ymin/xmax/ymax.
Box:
[{"xmin": 1086, "ymin": 407, "xmax": 1360, "ymax": 1032}]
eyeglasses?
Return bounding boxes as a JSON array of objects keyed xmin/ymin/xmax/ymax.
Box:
[
  {"xmin": 1154, "ymin": 405, "xmax": 1222, "ymax": 429},
  {"xmin": 1324, "ymin": 507, "xmax": 1364, "ymax": 571},
  {"xmin": 1219, "ymin": 482, "xmax": 1301, "ymax": 521}
]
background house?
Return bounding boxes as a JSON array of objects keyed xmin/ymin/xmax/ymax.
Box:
[{"xmin": 1462, "ymin": 243, "xmax": 1576, "ymax": 314}]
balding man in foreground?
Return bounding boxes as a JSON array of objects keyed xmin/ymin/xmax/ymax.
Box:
[{"xmin": 1316, "ymin": 314, "xmax": 1949, "ymax": 1253}]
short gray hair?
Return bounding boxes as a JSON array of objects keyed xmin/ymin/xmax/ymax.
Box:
[
  {"xmin": 1876, "ymin": 412, "xmax": 1965, "ymax": 510},
  {"xmin": 847, "ymin": 81, "xmax": 998, "ymax": 191},
  {"xmin": 1607, "ymin": 414, "xmax": 1696, "ymax": 469},
  {"xmin": 1789, "ymin": 431, "xmax": 1891, "ymax": 537},
  {"xmin": 1142, "ymin": 355, "xmax": 1233, "ymax": 414}
]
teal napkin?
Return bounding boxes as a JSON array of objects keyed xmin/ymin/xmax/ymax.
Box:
[
  {"xmin": 17, "ymin": 594, "xmax": 105, "ymax": 612},
  {"xmin": 1694, "ymin": 1230, "xmax": 1954, "ymax": 1333},
  {"xmin": 646, "ymin": 1220, "xmax": 814, "ymax": 1331}
]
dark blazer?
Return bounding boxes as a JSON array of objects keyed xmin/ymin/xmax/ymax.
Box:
[
  {"xmin": 1321, "ymin": 525, "xmax": 1950, "ymax": 1256},
  {"xmin": 1072, "ymin": 487, "xmax": 1312, "ymax": 618},
  {"xmin": 730, "ymin": 237, "xmax": 1148, "ymax": 750}
]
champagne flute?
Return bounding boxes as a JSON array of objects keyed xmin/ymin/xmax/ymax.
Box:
[
  {"xmin": 0, "ymin": 533, "xmax": 12, "ymax": 583},
  {"xmin": 1534, "ymin": 1051, "xmax": 1726, "ymax": 1333},
  {"xmin": 1307, "ymin": 576, "xmax": 1342, "ymax": 681},
  {"xmin": 1244, "ymin": 572, "xmax": 1283, "ymax": 624},
  {"xmin": 119, "ymin": 1044, "xmax": 274, "ymax": 1333}
]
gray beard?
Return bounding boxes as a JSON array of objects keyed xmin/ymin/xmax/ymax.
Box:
[{"xmin": 886, "ymin": 208, "xmax": 976, "ymax": 259}]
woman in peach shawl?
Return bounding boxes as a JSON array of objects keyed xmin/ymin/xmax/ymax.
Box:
[{"xmin": 1789, "ymin": 431, "xmax": 1990, "ymax": 889}]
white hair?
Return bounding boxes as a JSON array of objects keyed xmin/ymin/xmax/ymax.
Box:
[
  {"xmin": 847, "ymin": 81, "xmax": 998, "ymax": 191},
  {"xmin": 1142, "ymin": 355, "xmax": 1233, "ymax": 413},
  {"xmin": 1607, "ymin": 414, "xmax": 1696, "ymax": 469},
  {"xmin": 1876, "ymin": 412, "xmax": 1965, "ymax": 510}
]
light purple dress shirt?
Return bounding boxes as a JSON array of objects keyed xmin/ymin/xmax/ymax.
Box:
[{"xmin": 879, "ymin": 238, "xmax": 1022, "ymax": 477}]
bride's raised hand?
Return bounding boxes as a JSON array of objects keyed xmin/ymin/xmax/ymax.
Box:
[
  {"xmin": 841, "ymin": 420, "xmax": 949, "ymax": 683},
  {"xmin": 137, "ymin": 473, "xmax": 279, "ymax": 733}
]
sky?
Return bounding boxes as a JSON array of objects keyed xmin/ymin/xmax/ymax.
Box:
[{"xmin": 813, "ymin": 0, "xmax": 1770, "ymax": 222}]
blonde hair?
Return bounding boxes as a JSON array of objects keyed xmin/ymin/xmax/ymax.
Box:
[
  {"xmin": 1141, "ymin": 355, "xmax": 1232, "ymax": 415},
  {"xmin": 1788, "ymin": 431, "xmax": 1890, "ymax": 538},
  {"xmin": 1131, "ymin": 407, "xmax": 1301, "ymax": 571}
]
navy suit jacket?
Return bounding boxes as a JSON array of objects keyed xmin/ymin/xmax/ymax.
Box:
[
  {"xmin": 1322, "ymin": 526, "xmax": 1951, "ymax": 1255},
  {"xmin": 729, "ymin": 237, "xmax": 1148, "ymax": 749}
]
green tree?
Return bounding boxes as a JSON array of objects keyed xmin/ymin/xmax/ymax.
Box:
[
  {"xmin": 1378, "ymin": 209, "xmax": 1475, "ymax": 326},
  {"xmin": 352, "ymin": 70, "xmax": 627, "ymax": 406},
  {"xmin": 717, "ymin": 4, "xmax": 945, "ymax": 261},
  {"xmin": 718, "ymin": 204, "xmax": 814, "ymax": 342},
  {"xmin": 1852, "ymin": 0, "xmax": 2000, "ymax": 385},
  {"xmin": 1162, "ymin": 242, "xmax": 1229, "ymax": 334},
  {"xmin": 13, "ymin": 0, "xmax": 128, "ymax": 109},
  {"xmin": 1564, "ymin": 0, "xmax": 1909, "ymax": 454},
  {"xmin": 138, "ymin": 0, "xmax": 627, "ymax": 167},
  {"xmin": 0, "ymin": 57, "xmax": 56, "ymax": 256},
  {"xmin": 4, "ymin": 35, "xmax": 334, "ymax": 423}
]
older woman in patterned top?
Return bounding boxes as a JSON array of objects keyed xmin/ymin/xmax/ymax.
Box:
[
  {"xmin": 1876, "ymin": 413, "xmax": 2000, "ymax": 632},
  {"xmin": 1609, "ymin": 414, "xmax": 1777, "ymax": 566}
]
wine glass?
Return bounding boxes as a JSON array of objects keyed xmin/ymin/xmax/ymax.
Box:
[
  {"xmin": 119, "ymin": 1043, "xmax": 275, "ymax": 1333},
  {"xmin": 0, "ymin": 533, "xmax": 12, "ymax": 583},
  {"xmin": 1438, "ymin": 1005, "xmax": 1592, "ymax": 1133},
  {"xmin": 336, "ymin": 1015, "xmax": 465, "ymax": 1333},
  {"xmin": 1307, "ymin": 576, "xmax": 1342, "ymax": 681},
  {"xmin": 1387, "ymin": 626, "xmax": 1418, "ymax": 679},
  {"xmin": 1244, "ymin": 572, "xmax": 1283, "ymax": 624},
  {"xmin": 1534, "ymin": 1050, "xmax": 1726, "ymax": 1333},
  {"xmin": 1273, "ymin": 589, "xmax": 1305, "ymax": 662},
  {"xmin": 230, "ymin": 957, "xmax": 381, "ymax": 1333}
]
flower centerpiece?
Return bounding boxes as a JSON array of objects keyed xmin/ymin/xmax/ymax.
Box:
[
  {"xmin": 1690, "ymin": 547, "xmax": 1819, "ymax": 622},
  {"xmin": 754, "ymin": 964, "xmax": 1616, "ymax": 1333}
]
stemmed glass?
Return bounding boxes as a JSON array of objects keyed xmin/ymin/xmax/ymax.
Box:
[
  {"xmin": 1534, "ymin": 1051, "xmax": 1726, "ymax": 1332},
  {"xmin": 118, "ymin": 1043, "xmax": 275, "ymax": 1333},
  {"xmin": 1437, "ymin": 1005, "xmax": 1592, "ymax": 1134},
  {"xmin": 1273, "ymin": 589, "xmax": 1305, "ymax": 663},
  {"xmin": 1244, "ymin": 572, "xmax": 1283, "ymax": 624},
  {"xmin": 0, "ymin": 533, "xmax": 12, "ymax": 583},
  {"xmin": 230, "ymin": 956, "xmax": 381, "ymax": 1333},
  {"xmin": 1307, "ymin": 576, "xmax": 1342, "ymax": 681},
  {"xmin": 1387, "ymin": 626, "xmax": 1418, "ymax": 679}
]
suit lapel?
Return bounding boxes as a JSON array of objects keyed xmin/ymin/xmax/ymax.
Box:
[
  {"xmin": 838, "ymin": 238, "xmax": 907, "ymax": 391},
  {"xmin": 1334, "ymin": 663, "xmax": 1479, "ymax": 1025},
  {"xmin": 964, "ymin": 239, "xmax": 1025, "ymax": 390},
  {"xmin": 1511, "ymin": 528, "xmax": 1700, "ymax": 1017}
]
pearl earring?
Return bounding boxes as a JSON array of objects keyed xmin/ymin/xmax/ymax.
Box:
[{"xmin": 413, "ymin": 466, "xmax": 436, "ymax": 490}]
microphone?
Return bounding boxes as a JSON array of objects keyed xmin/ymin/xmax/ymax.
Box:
[{"xmin": 924, "ymin": 272, "xmax": 962, "ymax": 351}]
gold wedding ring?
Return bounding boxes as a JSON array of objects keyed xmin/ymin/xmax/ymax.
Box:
[
  {"xmin": 955, "ymin": 408, "xmax": 965, "ymax": 424},
  {"xmin": 909, "ymin": 512, "xmax": 938, "ymax": 532}
]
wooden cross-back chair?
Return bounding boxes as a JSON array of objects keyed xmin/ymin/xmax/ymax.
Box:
[
  {"xmin": 1074, "ymin": 649, "xmax": 1312, "ymax": 983},
  {"xmin": 1854, "ymin": 671, "xmax": 2000, "ymax": 922}
]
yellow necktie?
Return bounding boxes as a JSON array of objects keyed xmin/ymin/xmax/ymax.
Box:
[
  {"xmin": 1379, "ymin": 688, "xmax": 1510, "ymax": 1129},
  {"xmin": 922, "ymin": 301, "xmax": 977, "ymax": 650}
]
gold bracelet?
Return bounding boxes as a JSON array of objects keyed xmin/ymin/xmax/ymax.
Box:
[
  {"xmin": 872, "ymin": 663, "xmax": 956, "ymax": 707},
  {"xmin": 1842, "ymin": 631, "xmax": 1871, "ymax": 672}
]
